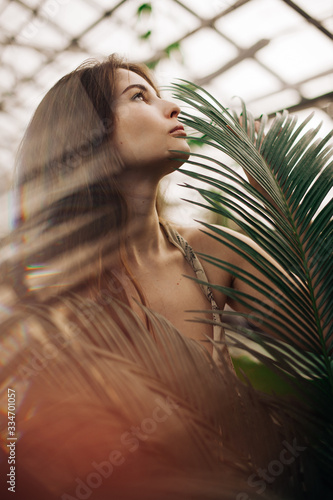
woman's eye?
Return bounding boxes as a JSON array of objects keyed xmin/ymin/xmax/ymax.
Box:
[{"xmin": 132, "ymin": 92, "xmax": 146, "ymax": 102}]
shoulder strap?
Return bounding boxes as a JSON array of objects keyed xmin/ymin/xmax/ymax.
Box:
[
  {"xmin": 159, "ymin": 220, "xmax": 233, "ymax": 368},
  {"xmin": 160, "ymin": 220, "xmax": 217, "ymax": 306}
]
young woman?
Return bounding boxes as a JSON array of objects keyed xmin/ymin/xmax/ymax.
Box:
[
  {"xmin": 6, "ymin": 53, "xmax": 326, "ymax": 500},
  {"xmin": 15, "ymin": 53, "xmax": 289, "ymax": 364}
]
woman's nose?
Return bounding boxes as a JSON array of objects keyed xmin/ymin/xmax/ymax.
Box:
[{"xmin": 164, "ymin": 100, "xmax": 181, "ymax": 118}]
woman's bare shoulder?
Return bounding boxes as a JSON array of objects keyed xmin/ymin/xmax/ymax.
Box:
[
  {"xmin": 172, "ymin": 224, "xmax": 203, "ymax": 246},
  {"xmin": 173, "ymin": 223, "xmax": 241, "ymax": 257},
  {"xmin": 174, "ymin": 223, "xmax": 284, "ymax": 279}
]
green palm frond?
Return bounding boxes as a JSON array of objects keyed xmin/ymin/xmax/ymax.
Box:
[
  {"xmin": 170, "ymin": 81, "xmax": 333, "ymax": 491},
  {"xmin": 171, "ymin": 80, "xmax": 332, "ymax": 358}
]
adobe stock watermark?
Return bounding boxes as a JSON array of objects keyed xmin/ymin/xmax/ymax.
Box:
[
  {"xmin": 236, "ymin": 438, "xmax": 307, "ymax": 499},
  {"xmin": 21, "ymin": 0, "xmax": 70, "ymax": 40},
  {"xmin": 61, "ymin": 396, "xmax": 179, "ymax": 500},
  {"xmin": 48, "ymin": 117, "xmax": 116, "ymax": 176}
]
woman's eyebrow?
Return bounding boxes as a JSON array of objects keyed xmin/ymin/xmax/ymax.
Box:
[
  {"xmin": 121, "ymin": 83, "xmax": 160, "ymax": 98},
  {"xmin": 121, "ymin": 84, "xmax": 148, "ymax": 95}
]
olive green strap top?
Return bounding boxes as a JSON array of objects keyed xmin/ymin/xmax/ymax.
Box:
[{"xmin": 160, "ymin": 220, "xmax": 232, "ymax": 367}]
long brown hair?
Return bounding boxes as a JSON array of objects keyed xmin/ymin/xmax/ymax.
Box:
[{"xmin": 13, "ymin": 54, "xmax": 160, "ymax": 309}]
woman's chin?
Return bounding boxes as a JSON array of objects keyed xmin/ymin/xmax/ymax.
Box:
[
  {"xmin": 169, "ymin": 145, "xmax": 191, "ymax": 160},
  {"xmin": 167, "ymin": 150, "xmax": 191, "ymax": 171}
]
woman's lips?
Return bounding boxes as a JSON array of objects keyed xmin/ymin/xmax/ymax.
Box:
[{"xmin": 169, "ymin": 125, "xmax": 187, "ymax": 136}]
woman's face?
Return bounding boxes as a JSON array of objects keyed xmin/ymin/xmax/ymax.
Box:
[{"xmin": 112, "ymin": 69, "xmax": 190, "ymax": 176}]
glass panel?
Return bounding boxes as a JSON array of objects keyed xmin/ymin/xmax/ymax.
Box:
[
  {"xmin": 0, "ymin": 1, "xmax": 30, "ymax": 32},
  {"xmin": 182, "ymin": 28, "xmax": 238, "ymax": 77}
]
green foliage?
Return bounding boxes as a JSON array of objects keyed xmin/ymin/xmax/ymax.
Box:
[
  {"xmin": 137, "ymin": 2, "xmax": 152, "ymax": 17},
  {"xmin": 146, "ymin": 59, "xmax": 159, "ymax": 70},
  {"xmin": 165, "ymin": 41, "xmax": 182, "ymax": 58},
  {"xmin": 172, "ymin": 79, "xmax": 332, "ymax": 355},
  {"xmin": 140, "ymin": 29, "xmax": 152, "ymax": 39},
  {"xmin": 232, "ymin": 355, "xmax": 296, "ymax": 396},
  {"xmin": 186, "ymin": 136, "xmax": 206, "ymax": 149},
  {"xmin": 171, "ymin": 80, "xmax": 333, "ymax": 493}
]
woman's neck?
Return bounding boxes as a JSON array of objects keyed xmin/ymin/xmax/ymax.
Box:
[{"xmin": 117, "ymin": 178, "xmax": 166, "ymax": 266}]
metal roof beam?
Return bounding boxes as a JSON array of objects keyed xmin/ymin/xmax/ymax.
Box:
[
  {"xmin": 194, "ymin": 39, "xmax": 270, "ymax": 86},
  {"xmin": 173, "ymin": 0, "xmax": 252, "ymax": 22},
  {"xmin": 145, "ymin": 0, "xmax": 252, "ymax": 66},
  {"xmin": 280, "ymin": 0, "xmax": 333, "ymax": 40},
  {"xmin": 267, "ymin": 90, "xmax": 333, "ymax": 117}
]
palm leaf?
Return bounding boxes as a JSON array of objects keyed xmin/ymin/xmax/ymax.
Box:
[
  {"xmin": 171, "ymin": 80, "xmax": 332, "ymax": 356},
  {"xmin": 169, "ymin": 80, "xmax": 333, "ymax": 492}
]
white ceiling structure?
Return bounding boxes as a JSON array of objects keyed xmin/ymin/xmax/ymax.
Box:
[{"xmin": 0, "ymin": 0, "xmax": 332, "ymax": 196}]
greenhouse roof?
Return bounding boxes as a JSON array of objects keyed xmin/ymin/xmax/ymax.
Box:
[{"xmin": 0, "ymin": 0, "xmax": 332, "ymax": 178}]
